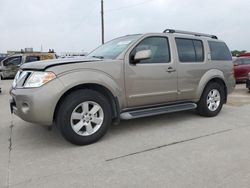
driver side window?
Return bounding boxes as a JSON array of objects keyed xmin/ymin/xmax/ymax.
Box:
[{"xmin": 130, "ymin": 37, "xmax": 171, "ymax": 64}]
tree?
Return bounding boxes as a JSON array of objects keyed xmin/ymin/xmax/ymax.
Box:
[{"xmin": 231, "ymin": 50, "xmax": 247, "ymax": 57}]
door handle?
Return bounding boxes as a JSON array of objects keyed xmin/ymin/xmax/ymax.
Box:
[{"xmin": 166, "ymin": 67, "xmax": 176, "ymax": 73}]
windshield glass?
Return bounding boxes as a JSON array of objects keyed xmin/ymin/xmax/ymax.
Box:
[{"xmin": 87, "ymin": 34, "xmax": 142, "ymax": 59}]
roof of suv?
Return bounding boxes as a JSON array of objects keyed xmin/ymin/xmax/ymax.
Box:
[{"xmin": 131, "ymin": 30, "xmax": 223, "ymax": 43}]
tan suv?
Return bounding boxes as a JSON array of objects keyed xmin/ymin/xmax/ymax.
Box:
[{"xmin": 10, "ymin": 29, "xmax": 235, "ymax": 145}]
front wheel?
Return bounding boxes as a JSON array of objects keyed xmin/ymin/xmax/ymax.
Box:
[
  {"xmin": 56, "ymin": 89, "xmax": 112, "ymax": 145},
  {"xmin": 197, "ymin": 82, "xmax": 225, "ymax": 117}
]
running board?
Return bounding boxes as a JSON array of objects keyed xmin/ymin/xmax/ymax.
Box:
[{"xmin": 120, "ymin": 103, "xmax": 197, "ymax": 120}]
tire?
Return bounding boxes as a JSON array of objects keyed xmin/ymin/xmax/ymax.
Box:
[
  {"xmin": 56, "ymin": 89, "xmax": 112, "ymax": 145},
  {"xmin": 197, "ymin": 82, "xmax": 225, "ymax": 117}
]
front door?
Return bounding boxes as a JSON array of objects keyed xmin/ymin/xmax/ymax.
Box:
[{"xmin": 125, "ymin": 36, "xmax": 178, "ymax": 108}]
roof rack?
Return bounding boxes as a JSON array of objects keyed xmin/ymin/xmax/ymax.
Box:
[{"xmin": 163, "ymin": 29, "xmax": 218, "ymax": 39}]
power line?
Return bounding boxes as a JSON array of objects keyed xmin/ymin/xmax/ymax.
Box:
[
  {"xmin": 64, "ymin": 2, "xmax": 100, "ymax": 36},
  {"xmin": 105, "ymin": 0, "xmax": 157, "ymax": 13}
]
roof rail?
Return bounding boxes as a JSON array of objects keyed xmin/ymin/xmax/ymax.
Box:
[{"xmin": 163, "ymin": 29, "xmax": 218, "ymax": 39}]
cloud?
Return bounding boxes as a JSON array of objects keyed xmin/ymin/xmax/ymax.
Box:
[{"xmin": 0, "ymin": 0, "xmax": 249, "ymax": 53}]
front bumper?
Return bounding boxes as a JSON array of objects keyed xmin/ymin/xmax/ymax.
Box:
[{"xmin": 10, "ymin": 79, "xmax": 65, "ymax": 126}]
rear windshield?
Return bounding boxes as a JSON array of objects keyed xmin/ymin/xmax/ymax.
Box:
[{"xmin": 208, "ymin": 41, "xmax": 232, "ymax": 61}]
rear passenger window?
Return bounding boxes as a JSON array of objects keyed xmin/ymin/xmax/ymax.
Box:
[
  {"xmin": 208, "ymin": 41, "xmax": 232, "ymax": 61},
  {"xmin": 175, "ymin": 38, "xmax": 204, "ymax": 62},
  {"xmin": 25, "ymin": 56, "xmax": 40, "ymax": 63},
  {"xmin": 193, "ymin": 40, "xmax": 204, "ymax": 62}
]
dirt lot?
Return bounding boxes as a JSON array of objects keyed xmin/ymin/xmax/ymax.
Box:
[{"xmin": 0, "ymin": 80, "xmax": 250, "ymax": 188}]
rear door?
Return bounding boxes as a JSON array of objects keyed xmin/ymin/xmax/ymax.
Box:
[
  {"xmin": 175, "ymin": 38, "xmax": 207, "ymax": 100},
  {"xmin": 124, "ymin": 36, "xmax": 178, "ymax": 107}
]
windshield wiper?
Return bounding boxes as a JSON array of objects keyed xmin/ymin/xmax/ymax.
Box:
[{"xmin": 91, "ymin": 56, "xmax": 104, "ymax": 59}]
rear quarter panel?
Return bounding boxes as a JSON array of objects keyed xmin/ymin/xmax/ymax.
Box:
[{"xmin": 196, "ymin": 60, "xmax": 235, "ymax": 99}]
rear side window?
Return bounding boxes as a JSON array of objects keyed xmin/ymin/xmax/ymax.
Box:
[
  {"xmin": 208, "ymin": 41, "xmax": 232, "ymax": 61},
  {"xmin": 25, "ymin": 56, "xmax": 40, "ymax": 63},
  {"xmin": 175, "ymin": 38, "xmax": 204, "ymax": 62}
]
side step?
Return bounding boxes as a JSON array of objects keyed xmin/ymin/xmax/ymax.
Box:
[{"xmin": 120, "ymin": 103, "xmax": 197, "ymax": 120}]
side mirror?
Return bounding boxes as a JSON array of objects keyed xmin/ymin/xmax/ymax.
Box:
[
  {"xmin": 133, "ymin": 50, "xmax": 152, "ymax": 63},
  {"xmin": 233, "ymin": 63, "xmax": 239, "ymax": 66}
]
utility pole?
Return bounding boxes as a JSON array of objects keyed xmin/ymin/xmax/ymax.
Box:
[{"xmin": 101, "ymin": 0, "xmax": 104, "ymax": 44}]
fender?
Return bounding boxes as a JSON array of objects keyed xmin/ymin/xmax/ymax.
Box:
[
  {"xmin": 56, "ymin": 69, "xmax": 124, "ymax": 106},
  {"xmin": 196, "ymin": 69, "xmax": 225, "ymax": 99}
]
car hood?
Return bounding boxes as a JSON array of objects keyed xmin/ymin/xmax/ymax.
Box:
[{"xmin": 21, "ymin": 57, "xmax": 102, "ymax": 70}]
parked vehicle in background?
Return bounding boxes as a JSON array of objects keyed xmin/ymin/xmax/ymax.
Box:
[
  {"xmin": 10, "ymin": 29, "xmax": 235, "ymax": 145},
  {"xmin": 0, "ymin": 52, "xmax": 56, "ymax": 79},
  {"xmin": 233, "ymin": 57, "xmax": 250, "ymax": 82},
  {"xmin": 0, "ymin": 56, "xmax": 7, "ymax": 62},
  {"xmin": 240, "ymin": 52, "xmax": 250, "ymax": 57},
  {"xmin": 246, "ymin": 73, "xmax": 250, "ymax": 91}
]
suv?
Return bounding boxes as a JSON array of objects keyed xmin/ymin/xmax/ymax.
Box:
[
  {"xmin": 0, "ymin": 52, "xmax": 56, "ymax": 79},
  {"xmin": 10, "ymin": 29, "xmax": 235, "ymax": 145}
]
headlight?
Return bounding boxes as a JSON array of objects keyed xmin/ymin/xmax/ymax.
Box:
[{"xmin": 24, "ymin": 71, "xmax": 56, "ymax": 88}]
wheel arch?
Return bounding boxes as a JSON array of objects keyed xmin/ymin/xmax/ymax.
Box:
[
  {"xmin": 53, "ymin": 83, "xmax": 120, "ymax": 124},
  {"xmin": 197, "ymin": 70, "xmax": 227, "ymax": 103}
]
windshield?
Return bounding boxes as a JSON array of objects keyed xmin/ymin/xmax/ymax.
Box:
[{"xmin": 87, "ymin": 34, "xmax": 142, "ymax": 59}]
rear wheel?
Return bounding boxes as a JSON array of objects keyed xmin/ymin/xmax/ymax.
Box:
[
  {"xmin": 197, "ymin": 82, "xmax": 225, "ymax": 117},
  {"xmin": 56, "ymin": 89, "xmax": 112, "ymax": 145}
]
